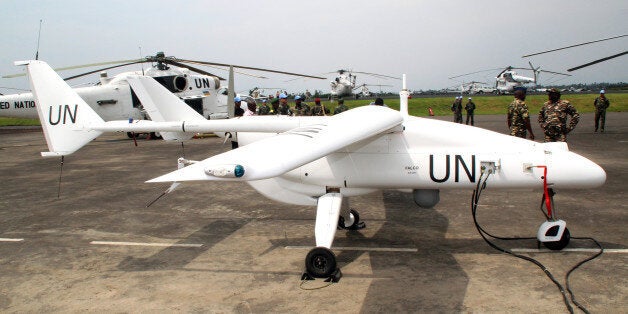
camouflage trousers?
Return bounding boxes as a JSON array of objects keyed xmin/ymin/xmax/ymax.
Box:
[
  {"xmin": 509, "ymin": 125, "xmax": 527, "ymax": 138},
  {"xmin": 543, "ymin": 125, "xmax": 567, "ymax": 142},
  {"xmin": 594, "ymin": 110, "xmax": 606, "ymax": 131}
]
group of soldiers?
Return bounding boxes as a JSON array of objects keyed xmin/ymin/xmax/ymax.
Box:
[
  {"xmin": 507, "ymin": 87, "xmax": 610, "ymax": 142},
  {"xmin": 450, "ymin": 87, "xmax": 612, "ymax": 142},
  {"xmin": 234, "ymin": 94, "xmax": 349, "ymax": 117},
  {"xmin": 451, "ymin": 96, "xmax": 476, "ymax": 125}
]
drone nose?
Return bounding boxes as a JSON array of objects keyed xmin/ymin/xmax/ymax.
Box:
[{"xmin": 547, "ymin": 150, "xmax": 606, "ymax": 189}]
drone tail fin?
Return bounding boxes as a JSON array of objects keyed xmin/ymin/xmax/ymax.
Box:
[
  {"xmin": 16, "ymin": 60, "xmax": 104, "ymax": 156},
  {"xmin": 126, "ymin": 76, "xmax": 205, "ymax": 141}
]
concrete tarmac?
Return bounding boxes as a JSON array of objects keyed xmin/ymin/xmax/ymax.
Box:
[{"xmin": 0, "ymin": 113, "xmax": 626, "ymax": 312}]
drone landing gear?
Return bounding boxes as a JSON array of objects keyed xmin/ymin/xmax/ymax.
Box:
[
  {"xmin": 535, "ymin": 174, "xmax": 570, "ymax": 250},
  {"xmin": 302, "ymin": 191, "xmax": 364, "ymax": 283},
  {"xmin": 302, "ymin": 247, "xmax": 342, "ymax": 282},
  {"xmin": 338, "ymin": 209, "xmax": 365, "ymax": 230},
  {"xmin": 538, "ymin": 220, "xmax": 570, "ymax": 250}
]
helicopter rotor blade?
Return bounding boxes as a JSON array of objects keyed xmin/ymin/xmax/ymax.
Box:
[
  {"xmin": 193, "ymin": 63, "xmax": 268, "ymax": 79},
  {"xmin": 178, "ymin": 59, "xmax": 326, "ymax": 80},
  {"xmin": 495, "ymin": 67, "xmax": 510, "ymax": 78},
  {"xmin": 448, "ymin": 67, "xmax": 504, "ymax": 79},
  {"xmin": 165, "ymin": 60, "xmax": 226, "ymax": 80},
  {"xmin": 352, "ymin": 71, "xmax": 400, "ymax": 80},
  {"xmin": 2, "ymin": 59, "xmax": 144, "ymax": 79},
  {"xmin": 62, "ymin": 61, "xmax": 147, "ymax": 81},
  {"xmin": 538, "ymin": 69, "xmax": 571, "ymax": 76},
  {"xmin": 54, "ymin": 59, "xmax": 143, "ymax": 72},
  {"xmin": 567, "ymin": 51, "xmax": 628, "ymax": 72},
  {"xmin": 0, "ymin": 86, "xmax": 30, "ymax": 92},
  {"xmin": 522, "ymin": 34, "xmax": 627, "ymax": 58}
]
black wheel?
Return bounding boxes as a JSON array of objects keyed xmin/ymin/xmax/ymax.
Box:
[
  {"xmin": 543, "ymin": 227, "xmax": 570, "ymax": 250},
  {"xmin": 339, "ymin": 209, "xmax": 360, "ymax": 229},
  {"xmin": 305, "ymin": 247, "xmax": 337, "ymax": 278},
  {"xmin": 149, "ymin": 132, "xmax": 163, "ymax": 140},
  {"xmin": 127, "ymin": 132, "xmax": 135, "ymax": 139}
]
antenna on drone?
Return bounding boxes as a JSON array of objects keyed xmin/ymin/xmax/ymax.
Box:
[{"xmin": 35, "ymin": 19, "xmax": 43, "ymax": 60}]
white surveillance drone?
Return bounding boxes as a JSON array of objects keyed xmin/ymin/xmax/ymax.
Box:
[{"xmin": 20, "ymin": 60, "xmax": 605, "ymax": 281}]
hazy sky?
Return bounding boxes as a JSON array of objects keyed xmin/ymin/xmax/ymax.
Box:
[{"xmin": 1, "ymin": 0, "xmax": 626, "ymax": 94}]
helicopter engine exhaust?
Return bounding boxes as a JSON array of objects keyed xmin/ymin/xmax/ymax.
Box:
[{"xmin": 173, "ymin": 75, "xmax": 188, "ymax": 92}]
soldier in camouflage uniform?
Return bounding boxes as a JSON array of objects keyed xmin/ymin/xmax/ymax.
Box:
[
  {"xmin": 538, "ymin": 88, "xmax": 580, "ymax": 142},
  {"xmin": 269, "ymin": 98, "xmax": 279, "ymax": 114},
  {"xmin": 277, "ymin": 93, "xmax": 293, "ymax": 116},
  {"xmin": 334, "ymin": 99, "xmax": 348, "ymax": 115},
  {"xmin": 451, "ymin": 96, "xmax": 463, "ymax": 123},
  {"xmin": 464, "ymin": 97, "xmax": 476, "ymax": 126},
  {"xmin": 292, "ymin": 95, "xmax": 311, "ymax": 116},
  {"xmin": 507, "ymin": 87, "xmax": 535, "ymax": 140},
  {"xmin": 311, "ymin": 98, "xmax": 325, "ymax": 116},
  {"xmin": 257, "ymin": 99, "xmax": 271, "ymax": 115},
  {"xmin": 593, "ymin": 89, "xmax": 610, "ymax": 132}
]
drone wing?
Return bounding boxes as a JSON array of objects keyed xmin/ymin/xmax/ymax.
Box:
[{"xmin": 148, "ymin": 105, "xmax": 403, "ymax": 183}]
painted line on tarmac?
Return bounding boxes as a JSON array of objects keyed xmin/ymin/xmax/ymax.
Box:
[
  {"xmin": 285, "ymin": 246, "xmax": 417, "ymax": 252},
  {"xmin": 90, "ymin": 241, "xmax": 203, "ymax": 248},
  {"xmin": 512, "ymin": 248, "xmax": 628, "ymax": 253},
  {"xmin": 0, "ymin": 238, "xmax": 24, "ymax": 242}
]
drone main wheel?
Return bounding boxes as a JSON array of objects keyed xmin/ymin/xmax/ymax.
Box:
[
  {"xmin": 543, "ymin": 227, "xmax": 570, "ymax": 251},
  {"xmin": 338, "ymin": 209, "xmax": 360, "ymax": 229},
  {"xmin": 305, "ymin": 247, "xmax": 337, "ymax": 278}
]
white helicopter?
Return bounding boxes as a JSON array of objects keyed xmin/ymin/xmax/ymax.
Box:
[
  {"xmin": 353, "ymin": 83, "xmax": 393, "ymax": 98},
  {"xmin": 449, "ymin": 62, "xmax": 571, "ymax": 94},
  {"xmin": 328, "ymin": 69, "xmax": 398, "ymax": 99},
  {"xmin": 0, "ymin": 52, "xmax": 324, "ymax": 123},
  {"xmin": 21, "ymin": 60, "xmax": 606, "ymax": 281}
]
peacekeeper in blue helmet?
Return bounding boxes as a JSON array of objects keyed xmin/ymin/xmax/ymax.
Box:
[
  {"xmin": 293, "ymin": 95, "xmax": 311, "ymax": 116},
  {"xmin": 277, "ymin": 93, "xmax": 293, "ymax": 115},
  {"xmin": 234, "ymin": 96, "xmax": 244, "ymax": 117}
]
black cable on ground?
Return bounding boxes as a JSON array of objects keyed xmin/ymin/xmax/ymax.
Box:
[
  {"xmin": 471, "ymin": 170, "xmax": 603, "ymax": 314},
  {"xmin": 566, "ymin": 236, "xmax": 603, "ymax": 313}
]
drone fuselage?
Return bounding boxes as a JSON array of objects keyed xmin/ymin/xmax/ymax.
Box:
[{"xmin": 238, "ymin": 115, "xmax": 606, "ymax": 206}]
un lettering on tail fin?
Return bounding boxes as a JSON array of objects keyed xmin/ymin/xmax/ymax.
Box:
[{"xmin": 47, "ymin": 104, "xmax": 78, "ymax": 125}]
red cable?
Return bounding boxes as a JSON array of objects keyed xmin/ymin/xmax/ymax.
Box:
[{"xmin": 535, "ymin": 166, "xmax": 552, "ymax": 217}]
